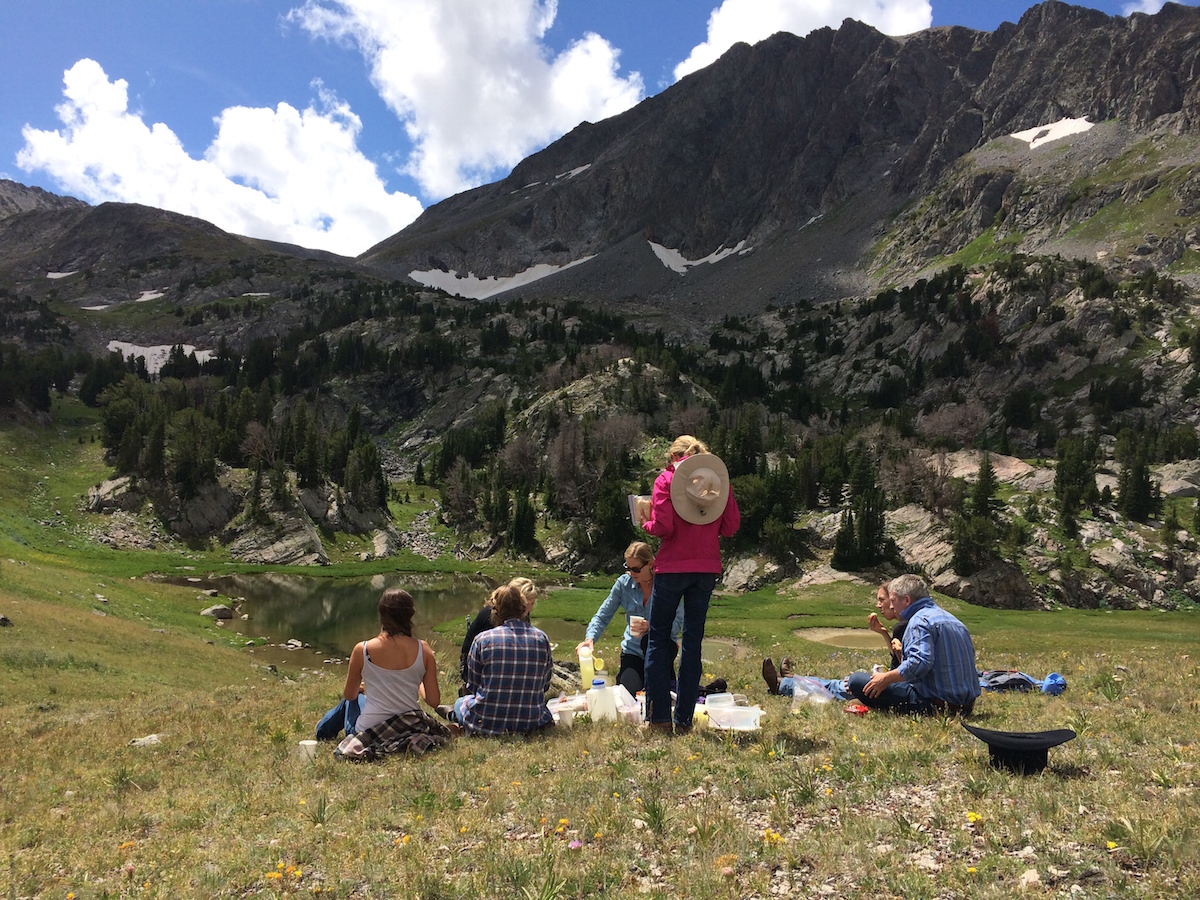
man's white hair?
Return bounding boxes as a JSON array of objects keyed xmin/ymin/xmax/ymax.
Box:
[{"xmin": 888, "ymin": 574, "xmax": 928, "ymax": 602}]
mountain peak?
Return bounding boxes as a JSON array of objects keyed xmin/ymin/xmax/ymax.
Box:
[{"xmin": 355, "ymin": 2, "xmax": 1200, "ymax": 319}]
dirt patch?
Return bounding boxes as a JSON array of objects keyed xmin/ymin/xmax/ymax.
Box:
[{"xmin": 792, "ymin": 627, "xmax": 888, "ymax": 650}]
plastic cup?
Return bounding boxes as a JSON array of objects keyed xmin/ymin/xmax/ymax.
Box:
[
  {"xmin": 298, "ymin": 739, "xmax": 319, "ymax": 762},
  {"xmin": 630, "ymin": 616, "xmax": 648, "ymax": 636},
  {"xmin": 593, "ymin": 655, "xmax": 605, "ymax": 672}
]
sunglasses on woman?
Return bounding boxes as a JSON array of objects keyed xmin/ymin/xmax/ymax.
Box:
[{"xmin": 623, "ymin": 562, "xmax": 647, "ymax": 574}]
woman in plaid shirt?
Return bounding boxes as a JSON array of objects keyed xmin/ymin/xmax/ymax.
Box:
[{"xmin": 451, "ymin": 584, "xmax": 554, "ymax": 735}]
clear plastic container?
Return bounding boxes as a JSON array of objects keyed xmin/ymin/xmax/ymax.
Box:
[{"xmin": 707, "ymin": 705, "xmax": 763, "ymax": 731}]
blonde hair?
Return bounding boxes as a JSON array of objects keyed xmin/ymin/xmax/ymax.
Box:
[
  {"xmin": 508, "ymin": 576, "xmax": 538, "ymax": 604},
  {"xmin": 667, "ymin": 434, "xmax": 709, "ymax": 463},
  {"xmin": 624, "ymin": 541, "xmax": 654, "ymax": 565}
]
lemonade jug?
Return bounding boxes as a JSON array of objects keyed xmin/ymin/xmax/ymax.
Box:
[{"xmin": 578, "ymin": 646, "xmax": 595, "ymax": 687}]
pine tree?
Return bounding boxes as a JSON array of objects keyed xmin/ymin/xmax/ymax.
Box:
[
  {"xmin": 951, "ymin": 514, "xmax": 975, "ymax": 576},
  {"xmin": 971, "ymin": 452, "xmax": 998, "ymax": 519},
  {"xmin": 831, "ymin": 509, "xmax": 858, "ymax": 570},
  {"xmin": 592, "ymin": 463, "xmax": 633, "ymax": 555},
  {"xmin": 1117, "ymin": 449, "xmax": 1159, "ymax": 522},
  {"xmin": 508, "ymin": 492, "xmax": 537, "ymax": 552},
  {"xmin": 854, "ymin": 487, "xmax": 887, "ymax": 565}
]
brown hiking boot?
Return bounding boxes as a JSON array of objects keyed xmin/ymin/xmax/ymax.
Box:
[
  {"xmin": 779, "ymin": 657, "xmax": 794, "ymax": 678},
  {"xmin": 761, "ymin": 658, "xmax": 780, "ymax": 695}
]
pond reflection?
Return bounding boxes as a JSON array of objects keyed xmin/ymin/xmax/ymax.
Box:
[
  {"xmin": 206, "ymin": 571, "xmax": 495, "ymax": 657},
  {"xmin": 193, "ymin": 572, "xmax": 745, "ymax": 675}
]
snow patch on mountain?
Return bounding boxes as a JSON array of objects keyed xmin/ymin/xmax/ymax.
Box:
[
  {"xmin": 108, "ymin": 341, "xmax": 213, "ymax": 375},
  {"xmin": 649, "ymin": 240, "xmax": 749, "ymax": 275},
  {"xmin": 1010, "ymin": 117, "xmax": 1093, "ymax": 150},
  {"xmin": 409, "ymin": 256, "xmax": 596, "ymax": 300}
]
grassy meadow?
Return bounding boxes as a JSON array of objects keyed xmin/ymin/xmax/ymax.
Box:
[{"xmin": 2, "ymin": 408, "xmax": 1199, "ymax": 899}]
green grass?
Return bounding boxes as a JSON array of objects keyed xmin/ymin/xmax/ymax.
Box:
[
  {"xmin": 941, "ymin": 226, "xmax": 1025, "ymax": 271},
  {"xmin": 2, "ymin": 414, "xmax": 1200, "ymax": 898},
  {"xmin": 1066, "ymin": 168, "xmax": 1196, "ymax": 252}
]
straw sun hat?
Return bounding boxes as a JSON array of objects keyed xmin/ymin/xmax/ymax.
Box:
[{"xmin": 670, "ymin": 453, "xmax": 730, "ymax": 525}]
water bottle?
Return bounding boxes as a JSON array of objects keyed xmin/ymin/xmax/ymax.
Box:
[
  {"xmin": 578, "ymin": 646, "xmax": 595, "ymax": 688},
  {"xmin": 586, "ymin": 678, "xmax": 618, "ymax": 722}
]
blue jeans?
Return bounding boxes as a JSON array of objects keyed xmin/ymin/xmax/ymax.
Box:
[
  {"xmin": 315, "ymin": 694, "xmax": 364, "ymax": 740},
  {"xmin": 780, "ymin": 676, "xmax": 851, "ymax": 701},
  {"xmin": 846, "ymin": 671, "xmax": 937, "ymax": 714},
  {"xmin": 644, "ymin": 572, "xmax": 716, "ymax": 727}
]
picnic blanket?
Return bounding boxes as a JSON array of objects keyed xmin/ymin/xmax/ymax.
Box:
[{"xmin": 335, "ymin": 708, "xmax": 452, "ymax": 760}]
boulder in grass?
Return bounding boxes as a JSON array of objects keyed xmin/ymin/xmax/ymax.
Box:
[{"xmin": 200, "ymin": 604, "xmax": 234, "ymax": 619}]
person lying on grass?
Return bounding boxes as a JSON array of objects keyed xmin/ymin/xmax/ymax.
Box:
[
  {"xmin": 846, "ymin": 574, "xmax": 980, "ymax": 715},
  {"xmin": 442, "ymin": 583, "xmax": 554, "ymax": 736},
  {"xmin": 762, "ymin": 582, "xmax": 903, "ymax": 699},
  {"xmin": 330, "ymin": 588, "xmax": 452, "ymax": 759}
]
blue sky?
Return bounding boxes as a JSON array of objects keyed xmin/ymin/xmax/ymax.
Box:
[{"xmin": 0, "ymin": 0, "xmax": 1183, "ymax": 256}]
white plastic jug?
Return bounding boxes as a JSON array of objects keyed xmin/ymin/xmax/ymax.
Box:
[{"xmin": 586, "ymin": 678, "xmax": 618, "ymax": 722}]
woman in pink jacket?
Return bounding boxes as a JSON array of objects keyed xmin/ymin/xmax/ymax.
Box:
[{"xmin": 640, "ymin": 436, "xmax": 739, "ymax": 732}]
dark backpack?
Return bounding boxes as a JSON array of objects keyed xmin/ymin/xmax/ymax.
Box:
[{"xmin": 979, "ymin": 669, "xmax": 1037, "ymax": 692}]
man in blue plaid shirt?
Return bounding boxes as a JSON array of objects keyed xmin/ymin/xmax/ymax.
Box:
[
  {"xmin": 452, "ymin": 584, "xmax": 553, "ymax": 735},
  {"xmin": 846, "ymin": 574, "xmax": 980, "ymax": 715}
]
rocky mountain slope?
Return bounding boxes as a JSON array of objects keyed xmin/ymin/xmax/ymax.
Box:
[
  {"xmin": 3, "ymin": 4, "xmax": 1200, "ymax": 611},
  {"xmin": 0, "ymin": 178, "xmax": 86, "ymax": 219},
  {"xmin": 361, "ymin": 1, "xmax": 1200, "ymax": 321},
  {"xmin": 5, "ymin": 3, "xmax": 1200, "ymax": 335}
]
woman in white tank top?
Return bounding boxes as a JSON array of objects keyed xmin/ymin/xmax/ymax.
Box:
[{"xmin": 341, "ymin": 589, "xmax": 442, "ymax": 732}]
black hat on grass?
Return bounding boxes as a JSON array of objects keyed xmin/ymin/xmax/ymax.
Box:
[{"xmin": 963, "ymin": 724, "xmax": 1076, "ymax": 774}]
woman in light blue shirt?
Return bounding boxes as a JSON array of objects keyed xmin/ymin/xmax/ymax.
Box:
[{"xmin": 576, "ymin": 541, "xmax": 683, "ymax": 695}]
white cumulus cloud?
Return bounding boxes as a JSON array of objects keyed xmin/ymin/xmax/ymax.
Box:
[
  {"xmin": 288, "ymin": 0, "xmax": 645, "ymax": 199},
  {"xmin": 17, "ymin": 59, "xmax": 422, "ymax": 256},
  {"xmin": 1122, "ymin": 1, "xmax": 1165, "ymax": 14},
  {"xmin": 674, "ymin": 0, "xmax": 933, "ymax": 80}
]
